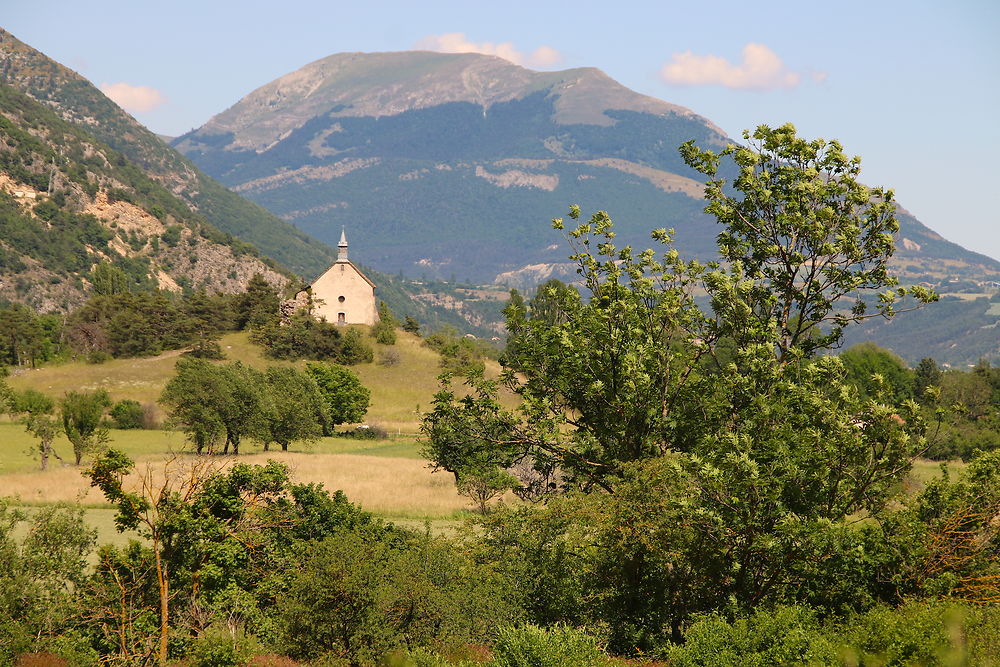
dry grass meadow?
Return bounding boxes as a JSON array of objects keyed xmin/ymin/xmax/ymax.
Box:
[
  {"xmin": 1, "ymin": 328, "xmax": 506, "ymax": 546},
  {"xmin": 2, "ymin": 326, "xmax": 960, "ymax": 549},
  {"xmin": 6, "ymin": 329, "xmax": 504, "ymax": 432}
]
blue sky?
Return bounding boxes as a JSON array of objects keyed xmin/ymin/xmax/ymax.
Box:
[{"xmin": 5, "ymin": 0, "xmax": 999, "ymax": 262}]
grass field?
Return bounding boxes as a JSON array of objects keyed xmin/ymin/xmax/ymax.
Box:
[
  {"xmin": 0, "ymin": 419, "xmax": 466, "ymax": 515},
  {"xmin": 2, "ymin": 328, "xmax": 969, "ymax": 555},
  {"xmin": 7, "ymin": 329, "xmax": 503, "ymax": 432}
]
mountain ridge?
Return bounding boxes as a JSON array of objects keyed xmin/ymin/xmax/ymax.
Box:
[{"xmin": 174, "ymin": 50, "xmax": 1000, "ymax": 286}]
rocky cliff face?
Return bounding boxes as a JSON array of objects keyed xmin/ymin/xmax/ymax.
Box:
[
  {"xmin": 0, "ymin": 80, "xmax": 285, "ymax": 311},
  {"xmin": 0, "ymin": 28, "xmax": 335, "ymax": 278}
]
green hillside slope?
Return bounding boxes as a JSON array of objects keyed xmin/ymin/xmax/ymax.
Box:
[{"xmin": 0, "ymin": 27, "xmax": 335, "ymax": 277}]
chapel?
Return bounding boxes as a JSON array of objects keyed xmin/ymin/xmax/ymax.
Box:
[{"xmin": 309, "ymin": 229, "xmax": 378, "ymax": 325}]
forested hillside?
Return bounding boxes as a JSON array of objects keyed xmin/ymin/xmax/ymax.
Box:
[
  {"xmin": 0, "ymin": 28, "xmax": 336, "ymax": 278},
  {"xmin": 0, "ymin": 83, "xmax": 287, "ymax": 311},
  {"xmin": 175, "ymin": 50, "xmax": 1000, "ymax": 287}
]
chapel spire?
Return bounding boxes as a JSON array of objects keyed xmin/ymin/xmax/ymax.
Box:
[{"xmin": 337, "ymin": 227, "xmax": 349, "ymax": 262}]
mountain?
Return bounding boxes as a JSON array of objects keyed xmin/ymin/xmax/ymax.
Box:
[
  {"xmin": 173, "ymin": 51, "xmax": 1000, "ymax": 287},
  {"xmin": 0, "ymin": 82, "xmax": 287, "ymax": 310},
  {"xmin": 0, "ymin": 28, "xmax": 335, "ymax": 278}
]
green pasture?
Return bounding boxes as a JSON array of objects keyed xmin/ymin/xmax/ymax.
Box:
[{"xmin": 7, "ymin": 328, "xmax": 502, "ymax": 432}]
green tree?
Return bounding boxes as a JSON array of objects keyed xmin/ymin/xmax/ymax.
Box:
[
  {"xmin": 235, "ymin": 273, "xmax": 279, "ymax": 330},
  {"xmin": 914, "ymin": 357, "xmax": 943, "ymax": 402},
  {"xmin": 262, "ymin": 366, "xmax": 327, "ymax": 451},
  {"xmin": 90, "ymin": 261, "xmax": 132, "ymax": 296},
  {"xmin": 0, "ymin": 501, "xmax": 97, "ymax": 663},
  {"xmin": 371, "ymin": 300, "xmax": 398, "ymax": 345},
  {"xmin": 402, "ymin": 315, "xmax": 421, "ymax": 335},
  {"xmin": 160, "ymin": 358, "xmax": 227, "ymax": 454},
  {"xmin": 109, "ymin": 399, "xmax": 145, "ymax": 429},
  {"xmin": 304, "ymin": 362, "xmax": 370, "ymax": 428},
  {"xmin": 61, "ymin": 389, "xmax": 112, "ymax": 465},
  {"xmin": 422, "ymin": 125, "xmax": 939, "ymax": 650},
  {"xmin": 160, "ymin": 359, "xmax": 270, "ymax": 455},
  {"xmin": 12, "ymin": 389, "xmax": 63, "ymax": 470},
  {"xmin": 680, "ymin": 122, "xmax": 936, "ymax": 361},
  {"xmin": 839, "ymin": 342, "xmax": 914, "ymax": 404},
  {"xmin": 0, "ymin": 305, "xmax": 45, "ymax": 367},
  {"xmin": 527, "ymin": 279, "xmax": 579, "ymax": 327}
]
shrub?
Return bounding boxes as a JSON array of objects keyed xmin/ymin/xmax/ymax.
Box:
[
  {"xmin": 491, "ymin": 625, "xmax": 607, "ymax": 667},
  {"xmin": 665, "ymin": 606, "xmax": 837, "ymax": 666},
  {"xmin": 378, "ymin": 349, "xmax": 401, "ymax": 366},
  {"xmin": 336, "ymin": 423, "xmax": 388, "ymax": 440},
  {"xmin": 189, "ymin": 628, "xmax": 259, "ymax": 667},
  {"xmin": 109, "ymin": 400, "xmax": 143, "ymax": 429},
  {"xmin": 86, "ymin": 350, "xmax": 110, "ymax": 365}
]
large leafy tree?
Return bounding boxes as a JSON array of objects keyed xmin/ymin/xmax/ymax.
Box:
[
  {"xmin": 262, "ymin": 366, "xmax": 328, "ymax": 451},
  {"xmin": 304, "ymin": 362, "xmax": 371, "ymax": 428},
  {"xmin": 160, "ymin": 359, "xmax": 271, "ymax": 455},
  {"xmin": 423, "ymin": 125, "xmax": 940, "ymax": 649},
  {"xmin": 680, "ymin": 123, "xmax": 936, "ymax": 360}
]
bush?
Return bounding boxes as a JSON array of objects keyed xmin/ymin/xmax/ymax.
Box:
[
  {"xmin": 336, "ymin": 423, "xmax": 388, "ymax": 440},
  {"xmin": 665, "ymin": 606, "xmax": 837, "ymax": 666},
  {"xmin": 189, "ymin": 628, "xmax": 259, "ymax": 667},
  {"xmin": 277, "ymin": 531, "xmax": 518, "ymax": 664},
  {"xmin": 840, "ymin": 602, "xmax": 997, "ymax": 667},
  {"xmin": 85, "ymin": 350, "xmax": 110, "ymax": 365},
  {"xmin": 109, "ymin": 399, "xmax": 143, "ymax": 430},
  {"xmin": 378, "ymin": 349, "xmax": 401, "ymax": 366},
  {"xmin": 491, "ymin": 625, "xmax": 607, "ymax": 667}
]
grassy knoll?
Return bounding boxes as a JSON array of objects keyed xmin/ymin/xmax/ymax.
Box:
[{"xmin": 7, "ymin": 328, "xmax": 502, "ymax": 432}]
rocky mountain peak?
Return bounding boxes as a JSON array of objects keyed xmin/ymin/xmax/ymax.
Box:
[{"xmin": 183, "ymin": 50, "xmax": 720, "ymax": 153}]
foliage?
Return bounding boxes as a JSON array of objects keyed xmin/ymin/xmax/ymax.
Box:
[
  {"xmin": 276, "ymin": 530, "xmax": 518, "ymax": 664},
  {"xmin": 839, "ymin": 341, "xmax": 914, "ymax": 404},
  {"xmin": 11, "ymin": 389, "xmax": 64, "ymax": 470},
  {"xmin": 402, "ymin": 315, "xmax": 421, "ymax": 335},
  {"xmin": 261, "ymin": 366, "xmax": 328, "ymax": 451},
  {"xmin": 0, "ymin": 501, "xmax": 97, "ymax": 665},
  {"xmin": 66, "ymin": 289, "xmax": 232, "ymax": 360},
  {"xmin": 424, "ymin": 327, "xmax": 488, "ymax": 377},
  {"xmin": 60, "ymin": 389, "xmax": 111, "ymax": 465},
  {"xmin": 159, "ymin": 358, "xmax": 270, "ymax": 454},
  {"xmin": 304, "ymin": 362, "xmax": 371, "ymax": 427},
  {"xmin": 680, "ymin": 122, "xmax": 936, "ymax": 360},
  {"xmin": 236, "ymin": 273, "xmax": 280, "ymax": 330},
  {"xmin": 914, "ymin": 357, "xmax": 943, "ymax": 402},
  {"xmin": 251, "ymin": 312, "xmax": 374, "ymax": 364},
  {"xmin": 0, "ymin": 305, "xmax": 64, "ymax": 368},
  {"xmin": 490, "ymin": 624, "xmax": 608, "ymax": 667},
  {"xmin": 372, "ymin": 300, "xmax": 398, "ymax": 345}
]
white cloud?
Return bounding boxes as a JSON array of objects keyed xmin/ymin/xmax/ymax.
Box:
[
  {"xmin": 659, "ymin": 43, "xmax": 818, "ymax": 91},
  {"xmin": 99, "ymin": 82, "xmax": 168, "ymax": 113},
  {"xmin": 414, "ymin": 33, "xmax": 563, "ymax": 68}
]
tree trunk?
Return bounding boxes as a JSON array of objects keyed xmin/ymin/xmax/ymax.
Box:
[{"xmin": 154, "ymin": 545, "xmax": 169, "ymax": 666}]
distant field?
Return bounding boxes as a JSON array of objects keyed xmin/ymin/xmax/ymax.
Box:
[
  {"xmin": 0, "ymin": 420, "xmax": 466, "ymax": 518},
  {"xmin": 7, "ymin": 328, "xmax": 502, "ymax": 432}
]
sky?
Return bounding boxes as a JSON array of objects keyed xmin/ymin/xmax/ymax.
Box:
[{"xmin": 5, "ymin": 0, "xmax": 1000, "ymax": 263}]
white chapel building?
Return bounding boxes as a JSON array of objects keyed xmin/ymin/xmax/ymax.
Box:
[{"xmin": 310, "ymin": 229, "xmax": 378, "ymax": 326}]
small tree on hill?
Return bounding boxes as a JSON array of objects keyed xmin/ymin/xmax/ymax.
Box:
[
  {"xmin": 13, "ymin": 390, "xmax": 63, "ymax": 470},
  {"xmin": 61, "ymin": 389, "xmax": 112, "ymax": 465},
  {"xmin": 371, "ymin": 301, "xmax": 397, "ymax": 345},
  {"xmin": 305, "ymin": 362, "xmax": 370, "ymax": 429}
]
